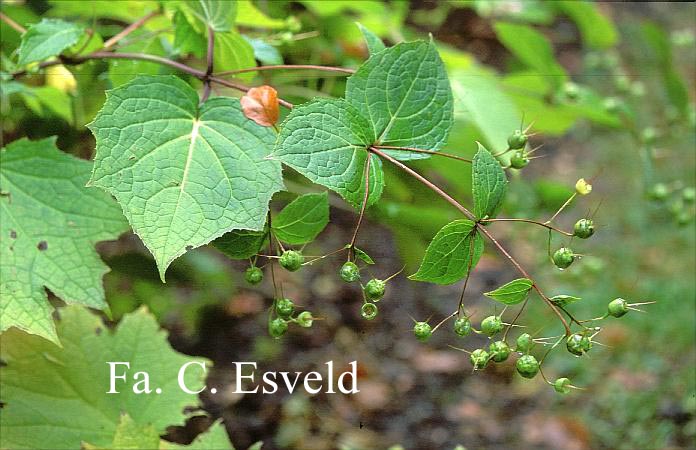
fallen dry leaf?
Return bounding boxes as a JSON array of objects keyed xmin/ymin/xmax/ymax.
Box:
[{"xmin": 240, "ymin": 85, "xmax": 279, "ymax": 127}]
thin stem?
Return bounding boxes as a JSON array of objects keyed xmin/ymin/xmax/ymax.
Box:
[
  {"xmin": 370, "ymin": 146, "xmax": 572, "ymax": 335},
  {"xmin": 374, "ymin": 145, "xmax": 472, "ymax": 163},
  {"xmin": 215, "ymin": 64, "xmax": 355, "ymax": 77},
  {"xmin": 502, "ymin": 296, "xmax": 530, "ymax": 341},
  {"xmin": 545, "ymin": 193, "xmax": 576, "ymax": 224},
  {"xmin": 102, "ymin": 10, "xmax": 160, "ymax": 50},
  {"xmin": 348, "ymin": 152, "xmax": 373, "ymax": 258},
  {"xmin": 201, "ymin": 26, "xmax": 215, "ymax": 103},
  {"xmin": 0, "ymin": 12, "xmax": 26, "ymax": 34},
  {"xmin": 480, "ymin": 218, "xmax": 574, "ymax": 236},
  {"xmin": 432, "ymin": 310, "xmax": 459, "ymax": 333}
]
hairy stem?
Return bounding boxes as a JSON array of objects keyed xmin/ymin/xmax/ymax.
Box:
[
  {"xmin": 215, "ymin": 64, "xmax": 355, "ymax": 77},
  {"xmin": 374, "ymin": 145, "xmax": 472, "ymax": 163},
  {"xmin": 370, "ymin": 146, "xmax": 572, "ymax": 335},
  {"xmin": 102, "ymin": 10, "xmax": 160, "ymax": 50}
]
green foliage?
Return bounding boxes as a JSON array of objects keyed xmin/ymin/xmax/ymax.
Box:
[
  {"xmin": 556, "ymin": 1, "xmax": 618, "ymax": 49},
  {"xmin": 178, "ymin": 0, "xmax": 236, "ymax": 32},
  {"xmin": 0, "ymin": 138, "xmax": 128, "ymax": 343},
  {"xmin": 89, "ymin": 75, "xmax": 283, "ymax": 280},
  {"xmin": 0, "ymin": 306, "xmax": 218, "ymax": 449},
  {"xmin": 272, "ymin": 192, "xmax": 329, "ymax": 244},
  {"xmin": 472, "ymin": 144, "xmax": 507, "ymax": 219},
  {"xmin": 410, "ymin": 219, "xmax": 484, "ymax": 285},
  {"xmin": 484, "ymin": 278, "xmax": 533, "ymax": 305},
  {"xmin": 213, "ymin": 229, "xmax": 267, "ymax": 259},
  {"xmin": 16, "ymin": 18, "xmax": 83, "ymax": 65},
  {"xmin": 357, "ymin": 22, "xmax": 386, "ymax": 56}
]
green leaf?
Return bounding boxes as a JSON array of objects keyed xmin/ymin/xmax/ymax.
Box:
[
  {"xmin": 484, "ymin": 278, "xmax": 533, "ymax": 305},
  {"xmin": 272, "ymin": 192, "xmax": 329, "ymax": 245},
  {"xmin": 173, "ymin": 10, "xmax": 207, "ymax": 57},
  {"xmin": 346, "ymin": 40, "xmax": 453, "ymax": 160},
  {"xmin": 213, "ymin": 31, "xmax": 257, "ymax": 82},
  {"xmin": 169, "ymin": 421, "xmax": 234, "ymax": 449},
  {"xmin": 409, "ymin": 219, "xmax": 484, "ymax": 285},
  {"xmin": 549, "ymin": 294, "xmax": 581, "ymax": 308},
  {"xmin": 17, "ymin": 18, "xmax": 84, "ymax": 66},
  {"xmin": 356, "ymin": 22, "xmax": 386, "ymax": 55},
  {"xmin": 472, "ymin": 143, "xmax": 507, "ymax": 219},
  {"xmin": 273, "ymin": 98, "xmax": 382, "ymax": 208},
  {"xmin": 181, "ymin": 0, "xmax": 236, "ymax": 32},
  {"xmin": 236, "ymin": 0, "xmax": 287, "ymax": 29},
  {"xmin": 0, "ymin": 138, "xmax": 128, "ymax": 343},
  {"xmin": 88, "ymin": 75, "xmax": 283, "ymax": 281},
  {"xmin": 354, "ymin": 246, "xmax": 375, "ymax": 265},
  {"xmin": 0, "ymin": 306, "xmax": 210, "ymax": 449},
  {"xmin": 556, "ymin": 1, "xmax": 618, "ymax": 49},
  {"xmin": 213, "ymin": 229, "xmax": 267, "ymax": 260},
  {"xmin": 493, "ymin": 22, "xmax": 566, "ymax": 87},
  {"xmin": 110, "ymin": 414, "xmax": 160, "ymax": 450},
  {"xmin": 245, "ymin": 36, "xmax": 283, "ymax": 65}
]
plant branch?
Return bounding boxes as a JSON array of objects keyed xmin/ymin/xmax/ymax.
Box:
[
  {"xmin": 348, "ymin": 152, "xmax": 373, "ymax": 257},
  {"xmin": 370, "ymin": 146, "xmax": 571, "ymax": 335},
  {"xmin": 102, "ymin": 10, "xmax": 160, "ymax": 50},
  {"xmin": 0, "ymin": 12, "xmax": 26, "ymax": 34},
  {"xmin": 479, "ymin": 218, "xmax": 574, "ymax": 236},
  {"xmin": 201, "ymin": 26, "xmax": 215, "ymax": 103},
  {"xmin": 215, "ymin": 64, "xmax": 355, "ymax": 77},
  {"xmin": 374, "ymin": 145, "xmax": 472, "ymax": 163}
]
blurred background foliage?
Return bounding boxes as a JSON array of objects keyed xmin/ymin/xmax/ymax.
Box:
[{"xmin": 1, "ymin": 1, "xmax": 694, "ymax": 449}]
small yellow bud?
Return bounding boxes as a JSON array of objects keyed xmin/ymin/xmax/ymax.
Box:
[
  {"xmin": 45, "ymin": 64, "xmax": 77, "ymax": 94},
  {"xmin": 575, "ymin": 178, "xmax": 592, "ymax": 195}
]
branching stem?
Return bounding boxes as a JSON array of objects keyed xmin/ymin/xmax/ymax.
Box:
[{"xmin": 215, "ymin": 64, "xmax": 355, "ymax": 77}]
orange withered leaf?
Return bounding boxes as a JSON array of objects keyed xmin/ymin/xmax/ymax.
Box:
[{"xmin": 240, "ymin": 85, "xmax": 280, "ymax": 127}]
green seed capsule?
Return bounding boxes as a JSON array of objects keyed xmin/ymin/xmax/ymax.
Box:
[
  {"xmin": 275, "ymin": 298, "xmax": 294, "ymax": 318},
  {"xmin": 296, "ymin": 311, "xmax": 314, "ymax": 328},
  {"xmin": 245, "ymin": 266, "xmax": 263, "ymax": 285},
  {"xmin": 516, "ymin": 354, "xmax": 540, "ymax": 379},
  {"xmin": 566, "ymin": 333, "xmax": 592, "ymax": 356},
  {"xmin": 470, "ymin": 349, "xmax": 490, "ymax": 370},
  {"xmin": 648, "ymin": 183, "xmax": 669, "ymax": 201},
  {"xmin": 364, "ymin": 278, "xmax": 386, "ymax": 302},
  {"xmin": 269, "ymin": 318, "xmax": 288, "ymax": 339},
  {"xmin": 554, "ymin": 377, "xmax": 572, "ymax": 394},
  {"xmin": 574, "ymin": 219, "xmax": 595, "ymax": 239},
  {"xmin": 563, "ymin": 82, "xmax": 580, "ymax": 101},
  {"xmin": 340, "ymin": 261, "xmax": 361, "ymax": 283},
  {"xmin": 507, "ymin": 130, "xmax": 528, "ymax": 150},
  {"xmin": 607, "ymin": 297, "xmax": 629, "ymax": 318},
  {"xmin": 480, "ymin": 315, "xmax": 504, "ymax": 337},
  {"xmin": 510, "ymin": 151, "xmax": 530, "ymax": 169},
  {"xmin": 553, "ymin": 247, "xmax": 575, "ymax": 269},
  {"xmin": 360, "ymin": 302, "xmax": 378, "ymax": 320},
  {"xmin": 489, "ymin": 341, "xmax": 511, "ymax": 362},
  {"xmin": 683, "ymin": 187, "xmax": 695, "ymax": 203},
  {"xmin": 279, "ymin": 250, "xmax": 304, "ymax": 272},
  {"xmin": 454, "ymin": 317, "xmax": 472, "ymax": 337},
  {"xmin": 516, "ymin": 333, "xmax": 533, "ymax": 353},
  {"xmin": 413, "ymin": 322, "xmax": 432, "ymax": 342}
]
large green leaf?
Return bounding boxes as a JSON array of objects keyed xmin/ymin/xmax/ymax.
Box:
[
  {"xmin": 0, "ymin": 306, "xmax": 212, "ymax": 449},
  {"xmin": 16, "ymin": 18, "xmax": 84, "ymax": 65},
  {"xmin": 88, "ymin": 75, "xmax": 283, "ymax": 280},
  {"xmin": 213, "ymin": 229, "xmax": 268, "ymax": 260},
  {"xmin": 472, "ymin": 143, "xmax": 507, "ymax": 220},
  {"xmin": 409, "ymin": 219, "xmax": 484, "ymax": 285},
  {"xmin": 272, "ymin": 192, "xmax": 329, "ymax": 245},
  {"xmin": 493, "ymin": 22, "xmax": 567, "ymax": 87},
  {"xmin": 345, "ymin": 40, "xmax": 453, "ymax": 160},
  {"xmin": 0, "ymin": 138, "xmax": 128, "ymax": 343},
  {"xmin": 180, "ymin": 0, "xmax": 236, "ymax": 32},
  {"xmin": 273, "ymin": 98, "xmax": 382, "ymax": 208},
  {"xmin": 213, "ymin": 30, "xmax": 256, "ymax": 81},
  {"xmin": 484, "ymin": 278, "xmax": 533, "ymax": 305}
]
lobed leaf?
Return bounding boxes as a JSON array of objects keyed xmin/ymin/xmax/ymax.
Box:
[
  {"xmin": 17, "ymin": 18, "xmax": 83, "ymax": 65},
  {"xmin": 272, "ymin": 192, "xmax": 329, "ymax": 245},
  {"xmin": 484, "ymin": 278, "xmax": 533, "ymax": 305},
  {"xmin": 472, "ymin": 143, "xmax": 507, "ymax": 219},
  {"xmin": 0, "ymin": 306, "xmax": 213, "ymax": 449},
  {"xmin": 88, "ymin": 75, "xmax": 283, "ymax": 281},
  {"xmin": 409, "ymin": 219, "xmax": 484, "ymax": 285},
  {"xmin": 346, "ymin": 39, "xmax": 453, "ymax": 160},
  {"xmin": 0, "ymin": 138, "xmax": 129, "ymax": 343}
]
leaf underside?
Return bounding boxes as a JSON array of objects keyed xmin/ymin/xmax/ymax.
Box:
[
  {"xmin": 88, "ymin": 75, "xmax": 283, "ymax": 280},
  {"xmin": 484, "ymin": 278, "xmax": 534, "ymax": 305},
  {"xmin": 472, "ymin": 143, "xmax": 507, "ymax": 219},
  {"xmin": 272, "ymin": 192, "xmax": 330, "ymax": 245},
  {"xmin": 0, "ymin": 138, "xmax": 128, "ymax": 343}
]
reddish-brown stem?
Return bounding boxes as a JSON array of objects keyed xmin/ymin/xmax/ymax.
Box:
[
  {"xmin": 201, "ymin": 26, "xmax": 215, "ymax": 103},
  {"xmin": 215, "ymin": 64, "xmax": 355, "ymax": 77},
  {"xmin": 374, "ymin": 145, "xmax": 472, "ymax": 163},
  {"xmin": 348, "ymin": 151, "xmax": 373, "ymax": 258},
  {"xmin": 480, "ymin": 218, "xmax": 574, "ymax": 236},
  {"xmin": 0, "ymin": 12, "xmax": 26, "ymax": 34},
  {"xmin": 102, "ymin": 10, "xmax": 160, "ymax": 50},
  {"xmin": 370, "ymin": 146, "xmax": 571, "ymax": 335}
]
